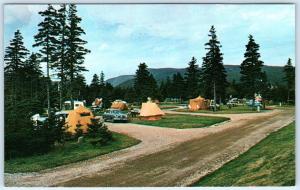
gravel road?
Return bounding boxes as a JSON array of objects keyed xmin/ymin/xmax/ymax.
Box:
[{"xmin": 4, "ymin": 108, "xmax": 294, "ymax": 187}]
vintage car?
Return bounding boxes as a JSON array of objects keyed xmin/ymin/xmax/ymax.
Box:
[{"xmin": 103, "ymin": 109, "xmax": 128, "ymax": 122}]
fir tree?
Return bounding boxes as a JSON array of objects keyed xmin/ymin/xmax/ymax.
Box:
[
  {"xmin": 4, "ymin": 30, "xmax": 29, "ymax": 74},
  {"xmin": 240, "ymin": 35, "xmax": 266, "ymax": 107},
  {"xmin": 4, "ymin": 30, "xmax": 30, "ymax": 108},
  {"xmin": 185, "ymin": 57, "xmax": 200, "ymax": 99},
  {"xmin": 100, "ymin": 71, "xmax": 105, "ymax": 86},
  {"xmin": 202, "ymin": 26, "xmax": 227, "ymax": 111},
  {"xmin": 90, "ymin": 74, "xmax": 100, "ymax": 98},
  {"xmin": 65, "ymin": 4, "xmax": 90, "ymax": 108},
  {"xmin": 134, "ymin": 63, "xmax": 158, "ymax": 102},
  {"xmin": 283, "ymin": 58, "xmax": 295, "ymax": 103},
  {"xmin": 171, "ymin": 72, "xmax": 185, "ymax": 100},
  {"xmin": 52, "ymin": 4, "xmax": 69, "ymax": 110},
  {"xmin": 33, "ymin": 4, "xmax": 58, "ymax": 116}
]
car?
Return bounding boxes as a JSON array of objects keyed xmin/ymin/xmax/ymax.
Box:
[
  {"xmin": 103, "ymin": 109, "xmax": 128, "ymax": 122},
  {"xmin": 246, "ymin": 99, "xmax": 262, "ymax": 107},
  {"xmin": 227, "ymin": 98, "xmax": 239, "ymax": 107}
]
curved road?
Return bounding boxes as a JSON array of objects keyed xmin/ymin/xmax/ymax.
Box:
[{"xmin": 5, "ymin": 108, "xmax": 294, "ymax": 187}]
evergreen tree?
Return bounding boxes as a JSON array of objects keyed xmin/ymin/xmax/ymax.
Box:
[
  {"xmin": 90, "ymin": 74, "xmax": 100, "ymax": 98},
  {"xmin": 33, "ymin": 4, "xmax": 58, "ymax": 116},
  {"xmin": 52, "ymin": 4, "xmax": 69, "ymax": 110},
  {"xmin": 240, "ymin": 35, "xmax": 265, "ymax": 107},
  {"xmin": 100, "ymin": 71, "xmax": 105, "ymax": 87},
  {"xmin": 202, "ymin": 26, "xmax": 227, "ymax": 111},
  {"xmin": 134, "ymin": 63, "xmax": 158, "ymax": 102},
  {"xmin": 171, "ymin": 73, "xmax": 185, "ymax": 100},
  {"xmin": 4, "ymin": 30, "xmax": 30, "ymax": 110},
  {"xmin": 4, "ymin": 30, "xmax": 29, "ymax": 74},
  {"xmin": 65, "ymin": 4, "xmax": 90, "ymax": 108},
  {"xmin": 72, "ymin": 74, "xmax": 87, "ymax": 100},
  {"xmin": 283, "ymin": 58, "xmax": 295, "ymax": 104},
  {"xmin": 185, "ymin": 57, "xmax": 200, "ymax": 99}
]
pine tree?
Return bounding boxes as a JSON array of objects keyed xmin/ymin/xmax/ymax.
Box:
[
  {"xmin": 65, "ymin": 4, "xmax": 90, "ymax": 108},
  {"xmin": 134, "ymin": 63, "xmax": 158, "ymax": 102},
  {"xmin": 172, "ymin": 73, "xmax": 185, "ymax": 100},
  {"xmin": 4, "ymin": 30, "xmax": 29, "ymax": 74},
  {"xmin": 4, "ymin": 30, "xmax": 30, "ymax": 108},
  {"xmin": 90, "ymin": 74, "xmax": 100, "ymax": 98},
  {"xmin": 52, "ymin": 4, "xmax": 69, "ymax": 110},
  {"xmin": 240, "ymin": 35, "xmax": 266, "ymax": 107},
  {"xmin": 202, "ymin": 26, "xmax": 227, "ymax": 111},
  {"xmin": 33, "ymin": 4, "xmax": 58, "ymax": 116},
  {"xmin": 100, "ymin": 71, "xmax": 105, "ymax": 87},
  {"xmin": 283, "ymin": 58, "xmax": 295, "ymax": 104},
  {"xmin": 185, "ymin": 57, "xmax": 200, "ymax": 99}
]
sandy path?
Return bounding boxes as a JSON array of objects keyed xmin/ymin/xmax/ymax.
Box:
[{"xmin": 4, "ymin": 109, "xmax": 294, "ymax": 187}]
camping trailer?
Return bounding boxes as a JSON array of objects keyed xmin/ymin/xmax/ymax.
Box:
[{"xmin": 64, "ymin": 100, "xmax": 86, "ymax": 110}]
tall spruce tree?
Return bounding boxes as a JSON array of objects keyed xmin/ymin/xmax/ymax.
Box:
[
  {"xmin": 185, "ymin": 57, "xmax": 200, "ymax": 99},
  {"xmin": 202, "ymin": 26, "xmax": 227, "ymax": 111},
  {"xmin": 4, "ymin": 30, "xmax": 29, "ymax": 74},
  {"xmin": 240, "ymin": 35, "xmax": 265, "ymax": 107},
  {"xmin": 134, "ymin": 63, "xmax": 158, "ymax": 102},
  {"xmin": 283, "ymin": 58, "xmax": 295, "ymax": 104},
  {"xmin": 100, "ymin": 71, "xmax": 105, "ymax": 87},
  {"xmin": 52, "ymin": 4, "xmax": 68, "ymax": 109},
  {"xmin": 4, "ymin": 30, "xmax": 30, "ymax": 109},
  {"xmin": 90, "ymin": 74, "xmax": 100, "ymax": 98},
  {"xmin": 65, "ymin": 4, "xmax": 90, "ymax": 108},
  {"xmin": 33, "ymin": 4, "xmax": 58, "ymax": 116}
]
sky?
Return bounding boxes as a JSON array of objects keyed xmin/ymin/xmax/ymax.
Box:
[{"xmin": 4, "ymin": 4, "xmax": 295, "ymax": 83}]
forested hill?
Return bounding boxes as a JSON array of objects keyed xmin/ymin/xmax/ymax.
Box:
[{"xmin": 106, "ymin": 65, "xmax": 285, "ymax": 88}]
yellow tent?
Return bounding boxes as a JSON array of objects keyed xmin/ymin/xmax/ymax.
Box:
[
  {"xmin": 139, "ymin": 102, "xmax": 165, "ymax": 120},
  {"xmin": 111, "ymin": 100, "xmax": 128, "ymax": 110},
  {"xmin": 189, "ymin": 96, "xmax": 210, "ymax": 111},
  {"xmin": 65, "ymin": 106, "xmax": 94, "ymax": 134}
]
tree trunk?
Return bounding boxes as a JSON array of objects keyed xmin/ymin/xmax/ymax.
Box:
[
  {"xmin": 213, "ymin": 81, "xmax": 216, "ymax": 112},
  {"xmin": 46, "ymin": 51, "xmax": 51, "ymax": 118},
  {"xmin": 287, "ymin": 90, "xmax": 290, "ymax": 105}
]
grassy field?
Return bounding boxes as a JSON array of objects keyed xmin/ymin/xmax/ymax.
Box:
[
  {"xmin": 193, "ymin": 122, "xmax": 295, "ymax": 186},
  {"xmin": 130, "ymin": 114, "xmax": 229, "ymax": 129},
  {"xmin": 5, "ymin": 133, "xmax": 140, "ymax": 173},
  {"xmin": 176, "ymin": 105, "xmax": 271, "ymax": 114}
]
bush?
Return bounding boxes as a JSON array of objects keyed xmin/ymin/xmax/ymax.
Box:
[{"xmin": 88, "ymin": 118, "xmax": 113, "ymax": 146}]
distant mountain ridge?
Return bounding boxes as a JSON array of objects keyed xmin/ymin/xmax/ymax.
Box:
[{"xmin": 106, "ymin": 65, "xmax": 285, "ymax": 88}]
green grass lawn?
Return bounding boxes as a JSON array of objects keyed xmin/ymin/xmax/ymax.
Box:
[
  {"xmin": 193, "ymin": 122, "xmax": 295, "ymax": 186},
  {"xmin": 130, "ymin": 114, "xmax": 229, "ymax": 129},
  {"xmin": 176, "ymin": 105, "xmax": 271, "ymax": 114},
  {"xmin": 160, "ymin": 106, "xmax": 179, "ymax": 110},
  {"xmin": 5, "ymin": 133, "xmax": 140, "ymax": 173}
]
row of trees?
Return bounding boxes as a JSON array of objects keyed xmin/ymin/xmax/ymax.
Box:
[{"xmin": 4, "ymin": 4, "xmax": 92, "ymax": 159}]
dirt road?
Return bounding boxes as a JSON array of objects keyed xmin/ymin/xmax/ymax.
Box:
[{"xmin": 5, "ymin": 109, "xmax": 294, "ymax": 187}]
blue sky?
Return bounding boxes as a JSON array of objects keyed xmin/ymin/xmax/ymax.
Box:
[{"xmin": 4, "ymin": 4, "xmax": 295, "ymax": 83}]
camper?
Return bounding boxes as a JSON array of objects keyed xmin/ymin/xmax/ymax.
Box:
[{"xmin": 64, "ymin": 100, "xmax": 86, "ymax": 110}]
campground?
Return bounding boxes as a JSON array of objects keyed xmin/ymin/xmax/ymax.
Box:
[{"xmin": 4, "ymin": 107, "xmax": 295, "ymax": 187}]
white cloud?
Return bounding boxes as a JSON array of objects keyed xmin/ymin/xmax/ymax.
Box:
[{"xmin": 4, "ymin": 5, "xmax": 32, "ymax": 25}]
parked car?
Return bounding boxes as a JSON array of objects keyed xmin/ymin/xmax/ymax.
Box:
[
  {"xmin": 227, "ymin": 98, "xmax": 239, "ymax": 107},
  {"xmin": 103, "ymin": 109, "xmax": 128, "ymax": 122},
  {"xmin": 246, "ymin": 99, "xmax": 262, "ymax": 107}
]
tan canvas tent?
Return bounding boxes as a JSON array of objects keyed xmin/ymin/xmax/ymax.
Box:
[
  {"xmin": 139, "ymin": 102, "xmax": 165, "ymax": 120},
  {"xmin": 189, "ymin": 96, "xmax": 210, "ymax": 111},
  {"xmin": 65, "ymin": 106, "xmax": 94, "ymax": 134},
  {"xmin": 111, "ymin": 100, "xmax": 128, "ymax": 110}
]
